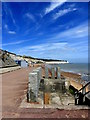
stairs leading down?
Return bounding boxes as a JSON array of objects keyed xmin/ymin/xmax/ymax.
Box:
[{"xmin": 74, "ymin": 82, "xmax": 90, "ymax": 106}]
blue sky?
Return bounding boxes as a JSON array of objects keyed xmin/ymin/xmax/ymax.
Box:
[{"xmin": 2, "ymin": 2, "xmax": 88, "ymax": 63}]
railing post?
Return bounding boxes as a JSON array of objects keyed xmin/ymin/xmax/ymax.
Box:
[
  {"xmin": 82, "ymin": 84, "xmax": 86, "ymax": 103},
  {"xmin": 51, "ymin": 67, "xmax": 55, "ymax": 79},
  {"xmin": 75, "ymin": 92, "xmax": 79, "ymax": 105},
  {"xmin": 45, "ymin": 66, "xmax": 48, "ymax": 79}
]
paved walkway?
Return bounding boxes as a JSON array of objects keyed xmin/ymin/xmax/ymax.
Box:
[{"xmin": 2, "ymin": 67, "xmax": 35, "ymax": 118}]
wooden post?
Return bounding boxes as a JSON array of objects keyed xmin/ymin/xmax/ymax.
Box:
[{"xmin": 44, "ymin": 93, "xmax": 50, "ymax": 104}]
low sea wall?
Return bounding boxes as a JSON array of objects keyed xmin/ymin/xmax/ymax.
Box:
[{"xmin": 0, "ymin": 66, "xmax": 21, "ymax": 74}]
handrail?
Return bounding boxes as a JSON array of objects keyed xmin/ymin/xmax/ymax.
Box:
[
  {"xmin": 75, "ymin": 82, "xmax": 90, "ymax": 94},
  {"xmin": 74, "ymin": 82, "xmax": 90, "ymax": 105},
  {"xmin": 83, "ymin": 91, "xmax": 90, "ymax": 96},
  {"xmin": 79, "ymin": 82, "xmax": 90, "ymax": 92}
]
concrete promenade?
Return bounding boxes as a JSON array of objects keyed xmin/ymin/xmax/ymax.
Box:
[{"xmin": 1, "ymin": 66, "xmax": 89, "ymax": 118}]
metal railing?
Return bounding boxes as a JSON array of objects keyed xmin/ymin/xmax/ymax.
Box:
[{"xmin": 74, "ymin": 82, "xmax": 90, "ymax": 105}]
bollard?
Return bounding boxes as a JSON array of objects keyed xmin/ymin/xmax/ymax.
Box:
[
  {"xmin": 56, "ymin": 67, "xmax": 61, "ymax": 79},
  {"xmin": 51, "ymin": 67, "xmax": 55, "ymax": 79},
  {"xmin": 33, "ymin": 70, "xmax": 40, "ymax": 90},
  {"xmin": 36, "ymin": 67, "xmax": 42, "ymax": 83},
  {"xmin": 29, "ymin": 72, "xmax": 38, "ymax": 102},
  {"xmin": 45, "ymin": 66, "xmax": 48, "ymax": 79}
]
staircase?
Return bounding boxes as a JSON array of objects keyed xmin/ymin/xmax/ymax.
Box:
[{"xmin": 74, "ymin": 82, "xmax": 90, "ymax": 106}]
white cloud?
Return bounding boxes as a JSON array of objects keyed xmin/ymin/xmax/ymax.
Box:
[
  {"xmin": 53, "ymin": 7, "xmax": 77, "ymax": 20},
  {"xmin": 2, "ymin": 39, "xmax": 30, "ymax": 46},
  {"xmin": 14, "ymin": 40, "xmax": 87, "ymax": 60},
  {"xmin": 17, "ymin": 42, "xmax": 68, "ymax": 54},
  {"xmin": 25, "ymin": 13, "xmax": 35, "ymax": 22},
  {"xmin": 52, "ymin": 22, "xmax": 88, "ymax": 40},
  {"xmin": 76, "ymin": 28, "xmax": 87, "ymax": 34},
  {"xmin": 4, "ymin": 3, "xmax": 16, "ymax": 25},
  {"xmin": 39, "ymin": 22, "xmax": 88, "ymax": 45},
  {"xmin": 4, "ymin": 24, "xmax": 8, "ymax": 30},
  {"xmin": 45, "ymin": 0, "xmax": 67, "ymax": 15},
  {"xmin": 3, "ymin": 41, "xmax": 22, "ymax": 46},
  {"xmin": 4, "ymin": 24, "xmax": 17, "ymax": 35},
  {"xmin": 19, "ymin": 23, "xmax": 88, "ymax": 57},
  {"xmin": 13, "ymin": 23, "xmax": 88, "ymax": 60},
  {"xmin": 9, "ymin": 9, "xmax": 16, "ymax": 25},
  {"xmin": 8, "ymin": 31, "xmax": 16, "ymax": 34}
]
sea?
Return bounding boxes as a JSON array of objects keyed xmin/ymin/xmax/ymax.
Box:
[{"xmin": 46, "ymin": 63, "xmax": 90, "ymax": 82}]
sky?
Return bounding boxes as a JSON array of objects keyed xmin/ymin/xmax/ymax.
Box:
[{"xmin": 2, "ymin": 1, "xmax": 88, "ymax": 63}]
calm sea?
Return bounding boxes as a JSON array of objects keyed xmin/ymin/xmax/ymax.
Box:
[{"xmin": 46, "ymin": 63, "xmax": 89, "ymax": 82}]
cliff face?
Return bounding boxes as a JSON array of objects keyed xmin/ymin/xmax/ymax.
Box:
[
  {"xmin": 0, "ymin": 49, "xmax": 68, "ymax": 68},
  {"xmin": 0, "ymin": 49, "xmax": 44, "ymax": 67},
  {"xmin": 0, "ymin": 49, "xmax": 18, "ymax": 68},
  {"xmin": 9, "ymin": 53, "xmax": 44, "ymax": 64}
]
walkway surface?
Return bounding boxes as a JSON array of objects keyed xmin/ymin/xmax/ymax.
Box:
[{"xmin": 2, "ymin": 67, "xmax": 90, "ymax": 119}]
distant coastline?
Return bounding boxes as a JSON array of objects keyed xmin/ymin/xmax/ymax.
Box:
[
  {"xmin": 0, "ymin": 49, "xmax": 68, "ymax": 64},
  {"xmin": 45, "ymin": 61, "xmax": 69, "ymax": 64}
]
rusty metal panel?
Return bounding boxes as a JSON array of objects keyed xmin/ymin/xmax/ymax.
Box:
[{"xmin": 44, "ymin": 93, "xmax": 50, "ymax": 104}]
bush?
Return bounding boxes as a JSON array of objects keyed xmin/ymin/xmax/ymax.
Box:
[{"xmin": 69, "ymin": 88, "xmax": 74, "ymax": 95}]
